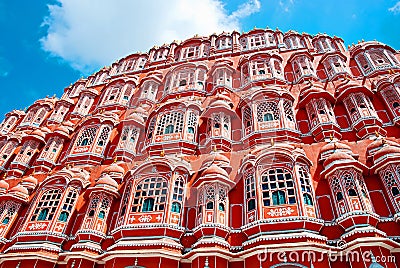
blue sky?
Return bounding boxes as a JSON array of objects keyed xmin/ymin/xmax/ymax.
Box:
[{"xmin": 0, "ymin": 0, "xmax": 399, "ymax": 122}]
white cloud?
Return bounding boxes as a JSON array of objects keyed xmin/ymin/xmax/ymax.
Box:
[
  {"xmin": 389, "ymin": 1, "xmax": 400, "ymax": 14},
  {"xmin": 279, "ymin": 0, "xmax": 295, "ymax": 13},
  {"xmin": 40, "ymin": 0, "xmax": 261, "ymax": 74}
]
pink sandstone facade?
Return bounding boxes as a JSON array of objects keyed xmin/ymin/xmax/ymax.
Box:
[{"xmin": 0, "ymin": 28, "xmax": 399, "ymax": 267}]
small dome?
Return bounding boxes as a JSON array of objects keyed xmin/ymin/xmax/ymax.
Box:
[
  {"xmin": 125, "ymin": 112, "xmax": 145, "ymax": 123},
  {"xmin": 31, "ymin": 129, "xmax": 46, "ymax": 139},
  {"xmin": 324, "ymin": 152, "xmax": 354, "ymax": 167},
  {"xmin": 320, "ymin": 142, "xmax": 352, "ymax": 154},
  {"xmin": 367, "ymin": 139, "xmax": 400, "ymax": 156},
  {"xmin": 8, "ymin": 185, "xmax": 29, "ymax": 196},
  {"xmin": 96, "ymin": 174, "xmax": 119, "ymax": 188},
  {"xmin": 55, "ymin": 124, "xmax": 71, "ymax": 135},
  {"xmin": 102, "ymin": 163, "xmax": 125, "ymax": 175},
  {"xmin": 373, "ymin": 145, "xmax": 400, "ymax": 162},
  {"xmin": 134, "ymin": 106, "xmax": 147, "ymax": 114},
  {"xmin": 0, "ymin": 180, "xmax": 9, "ymax": 190},
  {"xmin": 22, "ymin": 175, "xmax": 38, "ymax": 185},
  {"xmin": 209, "ymin": 99, "xmax": 232, "ymax": 110},
  {"xmin": 204, "ymin": 153, "xmax": 230, "ymax": 165},
  {"xmin": 202, "ymin": 164, "xmax": 229, "ymax": 178}
]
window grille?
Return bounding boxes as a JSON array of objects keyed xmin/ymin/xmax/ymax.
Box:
[
  {"xmin": 261, "ymin": 168, "xmax": 296, "ymax": 206},
  {"xmin": 31, "ymin": 189, "xmax": 62, "ymax": 221},
  {"xmin": 156, "ymin": 112, "xmax": 184, "ymax": 135},
  {"xmin": 76, "ymin": 127, "xmax": 97, "ymax": 146},
  {"xmin": 256, "ymin": 102, "xmax": 280, "ymax": 122},
  {"xmin": 131, "ymin": 177, "xmax": 168, "ymax": 213}
]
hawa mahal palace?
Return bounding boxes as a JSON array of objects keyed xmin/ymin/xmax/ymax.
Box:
[{"xmin": 0, "ymin": 28, "xmax": 399, "ymax": 268}]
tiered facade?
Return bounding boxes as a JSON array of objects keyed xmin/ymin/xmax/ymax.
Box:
[{"xmin": 0, "ymin": 28, "xmax": 399, "ymax": 268}]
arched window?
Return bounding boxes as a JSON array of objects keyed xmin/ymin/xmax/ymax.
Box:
[
  {"xmin": 142, "ymin": 198, "xmax": 155, "ymax": 212},
  {"xmin": 2, "ymin": 217, "xmax": 10, "ymax": 224},
  {"xmin": 392, "ymin": 187, "xmax": 400, "ymax": 196},
  {"xmin": 88, "ymin": 210, "xmax": 95, "ymax": 217},
  {"xmin": 272, "ymin": 190, "xmax": 286, "ymax": 205},
  {"xmin": 218, "ymin": 203, "xmax": 225, "ymax": 211},
  {"xmin": 348, "ymin": 188, "xmax": 357, "ymax": 196},
  {"xmin": 171, "ymin": 202, "xmax": 181, "ymax": 213},
  {"xmin": 131, "ymin": 177, "xmax": 168, "ymax": 213},
  {"xmin": 98, "ymin": 210, "xmax": 105, "ymax": 219},
  {"xmin": 156, "ymin": 112, "xmax": 184, "ymax": 136},
  {"xmin": 336, "ymin": 192, "xmax": 344, "ymax": 201},
  {"xmin": 245, "ymin": 170, "xmax": 257, "ymax": 211},
  {"xmin": 172, "ymin": 177, "xmax": 185, "ymax": 213},
  {"xmin": 263, "ymin": 113, "xmax": 274, "ymax": 122},
  {"xmin": 261, "ymin": 168, "xmax": 296, "ymax": 206},
  {"xmin": 37, "ymin": 208, "xmax": 49, "ymax": 221},
  {"xmin": 58, "ymin": 211, "xmax": 69, "ymax": 222},
  {"xmin": 77, "ymin": 127, "xmax": 96, "ymax": 147},
  {"xmin": 164, "ymin": 124, "xmax": 174, "ymax": 134},
  {"xmin": 206, "ymin": 202, "xmax": 214, "ymax": 209},
  {"xmin": 257, "ymin": 101, "xmax": 280, "ymax": 122},
  {"xmin": 31, "ymin": 189, "xmax": 62, "ymax": 221},
  {"xmin": 248, "ymin": 199, "xmax": 256, "ymax": 211},
  {"xmin": 303, "ymin": 193, "xmax": 313, "ymax": 205}
]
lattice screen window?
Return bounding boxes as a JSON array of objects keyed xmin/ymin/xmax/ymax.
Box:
[
  {"xmin": 156, "ymin": 111, "xmax": 184, "ymax": 135},
  {"xmin": 15, "ymin": 140, "xmax": 39, "ymax": 163},
  {"xmin": 250, "ymin": 59, "xmax": 272, "ymax": 77},
  {"xmin": 174, "ymin": 70, "xmax": 195, "ymax": 87},
  {"xmin": 245, "ymin": 169, "xmax": 256, "ymax": 211},
  {"xmin": 2, "ymin": 116, "xmax": 17, "ymax": 132},
  {"xmin": 98, "ymin": 197, "xmax": 111, "ymax": 219},
  {"xmin": 0, "ymin": 141, "xmax": 17, "ymax": 164},
  {"xmin": 31, "ymin": 189, "xmax": 62, "ymax": 221},
  {"xmin": 216, "ymin": 37, "xmax": 232, "ymax": 49},
  {"xmin": 382, "ymin": 87, "xmax": 400, "ymax": 109},
  {"xmin": 256, "ymin": 101, "xmax": 280, "ymax": 122},
  {"xmin": 249, "ymin": 34, "xmax": 266, "ymax": 49},
  {"xmin": 273, "ymin": 59, "xmax": 283, "ymax": 76},
  {"xmin": 76, "ymin": 127, "xmax": 97, "ymax": 146},
  {"xmin": 355, "ymin": 54, "xmax": 372, "ymax": 74},
  {"xmin": 211, "ymin": 113, "xmax": 232, "ymax": 138},
  {"xmin": 171, "ymin": 177, "xmax": 185, "ymax": 213},
  {"xmin": 147, "ymin": 117, "xmax": 156, "ymax": 141},
  {"xmin": 243, "ymin": 106, "xmax": 253, "ymax": 128},
  {"xmin": 187, "ymin": 111, "xmax": 198, "ymax": 134},
  {"xmin": 33, "ymin": 108, "xmax": 47, "ymax": 126},
  {"xmin": 267, "ymin": 33, "xmax": 275, "ymax": 45},
  {"xmin": 298, "ymin": 166, "xmax": 314, "ymax": 205},
  {"xmin": 239, "ymin": 37, "xmax": 248, "ymax": 50},
  {"xmin": 283, "ymin": 100, "xmax": 295, "ymax": 122},
  {"xmin": 58, "ymin": 189, "xmax": 78, "ymax": 222},
  {"xmin": 22, "ymin": 109, "xmax": 37, "ymax": 123},
  {"xmin": 118, "ymin": 183, "xmax": 131, "ymax": 222},
  {"xmin": 368, "ymin": 49, "xmax": 390, "ymax": 66},
  {"xmin": 131, "ymin": 177, "xmax": 168, "ymax": 212},
  {"xmin": 382, "ymin": 169, "xmax": 399, "ymax": 196},
  {"xmin": 141, "ymin": 81, "xmax": 158, "ymax": 100},
  {"xmin": 0, "ymin": 201, "xmax": 18, "ymax": 225},
  {"xmin": 97, "ymin": 126, "xmax": 111, "ymax": 146},
  {"xmin": 183, "ymin": 46, "xmax": 200, "ymax": 59},
  {"xmin": 40, "ymin": 137, "xmax": 62, "ymax": 161},
  {"xmin": 205, "ymin": 185, "xmax": 216, "ymax": 210},
  {"xmin": 87, "ymin": 196, "xmax": 100, "ymax": 217},
  {"xmin": 329, "ymin": 175, "xmax": 344, "ymax": 201},
  {"xmin": 342, "ymin": 172, "xmax": 358, "ymax": 197},
  {"xmin": 261, "ymin": 168, "xmax": 296, "ymax": 206},
  {"xmin": 118, "ymin": 126, "xmax": 139, "ymax": 152},
  {"xmin": 218, "ymin": 186, "xmax": 228, "ymax": 211}
]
